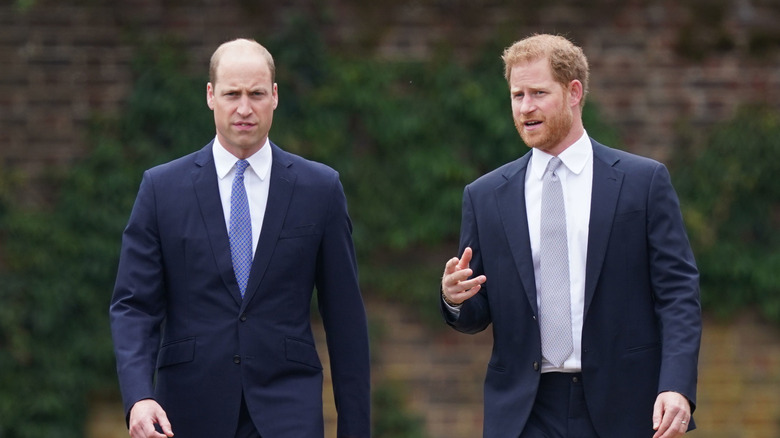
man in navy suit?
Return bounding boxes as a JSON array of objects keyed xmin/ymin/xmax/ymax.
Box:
[
  {"xmin": 440, "ymin": 34, "xmax": 701, "ymax": 438},
  {"xmin": 110, "ymin": 38, "xmax": 370, "ymax": 438}
]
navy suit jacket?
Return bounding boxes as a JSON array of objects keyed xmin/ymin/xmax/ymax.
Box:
[
  {"xmin": 444, "ymin": 139, "xmax": 701, "ymax": 438},
  {"xmin": 110, "ymin": 141, "xmax": 370, "ymax": 437}
]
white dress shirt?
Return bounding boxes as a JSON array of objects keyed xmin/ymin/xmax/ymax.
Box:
[
  {"xmin": 527, "ymin": 131, "xmax": 593, "ymax": 372},
  {"xmin": 213, "ymin": 137, "xmax": 272, "ymax": 256},
  {"xmin": 445, "ymin": 131, "xmax": 594, "ymax": 373}
]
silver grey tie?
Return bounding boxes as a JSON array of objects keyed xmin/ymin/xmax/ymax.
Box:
[{"xmin": 539, "ymin": 157, "xmax": 573, "ymax": 367}]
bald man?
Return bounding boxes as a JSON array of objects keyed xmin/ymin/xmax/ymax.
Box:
[{"xmin": 110, "ymin": 38, "xmax": 370, "ymax": 438}]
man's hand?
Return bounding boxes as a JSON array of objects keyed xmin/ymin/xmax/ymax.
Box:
[
  {"xmin": 441, "ymin": 247, "xmax": 487, "ymax": 305},
  {"xmin": 128, "ymin": 399, "xmax": 174, "ymax": 438},
  {"xmin": 652, "ymin": 391, "xmax": 691, "ymax": 438}
]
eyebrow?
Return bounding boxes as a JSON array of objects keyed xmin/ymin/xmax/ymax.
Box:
[
  {"xmin": 511, "ymin": 85, "xmax": 546, "ymax": 93},
  {"xmin": 220, "ymin": 85, "xmax": 269, "ymax": 93}
]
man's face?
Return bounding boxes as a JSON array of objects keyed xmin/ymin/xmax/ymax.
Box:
[
  {"xmin": 207, "ymin": 50, "xmax": 278, "ymax": 158},
  {"xmin": 509, "ymin": 58, "xmax": 579, "ymax": 155}
]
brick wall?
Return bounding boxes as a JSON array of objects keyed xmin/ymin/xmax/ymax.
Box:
[
  {"xmin": 87, "ymin": 297, "xmax": 780, "ymax": 438},
  {"xmin": 346, "ymin": 300, "xmax": 780, "ymax": 438},
  {"xmin": 1, "ymin": 0, "xmax": 263, "ymax": 205},
  {"xmin": 5, "ymin": 0, "xmax": 780, "ymax": 436},
  {"xmin": 4, "ymin": 0, "xmax": 780, "ymax": 204}
]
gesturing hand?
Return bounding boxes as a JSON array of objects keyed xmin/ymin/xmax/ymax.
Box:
[{"xmin": 441, "ymin": 247, "xmax": 487, "ymax": 305}]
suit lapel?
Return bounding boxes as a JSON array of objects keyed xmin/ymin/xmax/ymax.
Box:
[
  {"xmin": 584, "ymin": 141, "xmax": 624, "ymax": 317},
  {"xmin": 191, "ymin": 142, "xmax": 244, "ymax": 305},
  {"xmin": 241, "ymin": 144, "xmax": 296, "ymax": 309},
  {"xmin": 496, "ymin": 154, "xmax": 539, "ymax": 315}
]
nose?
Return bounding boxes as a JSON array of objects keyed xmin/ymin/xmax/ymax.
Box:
[
  {"xmin": 237, "ymin": 94, "xmax": 252, "ymax": 116},
  {"xmin": 519, "ymin": 96, "xmax": 536, "ymax": 114}
]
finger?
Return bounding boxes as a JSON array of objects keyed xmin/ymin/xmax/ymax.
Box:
[
  {"xmin": 459, "ymin": 275, "xmax": 486, "ymax": 292},
  {"xmin": 456, "ymin": 282, "xmax": 483, "ymax": 299},
  {"xmin": 653, "ymin": 418, "xmax": 674, "ymax": 438},
  {"xmin": 157, "ymin": 412, "xmax": 174, "ymax": 437},
  {"xmin": 457, "ymin": 247, "xmax": 473, "ymax": 270},
  {"xmin": 447, "ymin": 275, "xmax": 487, "ymax": 299},
  {"xmin": 667, "ymin": 413, "xmax": 688, "ymax": 438},
  {"xmin": 442, "ymin": 258, "xmax": 462, "ymax": 291},
  {"xmin": 443, "ymin": 257, "xmax": 460, "ymax": 276},
  {"xmin": 448, "ymin": 266, "xmax": 475, "ymax": 283},
  {"xmin": 128, "ymin": 417, "xmax": 149, "ymax": 438},
  {"xmin": 443, "ymin": 269, "xmax": 483, "ymax": 294},
  {"xmin": 445, "ymin": 283, "xmax": 482, "ymax": 306},
  {"xmin": 652, "ymin": 397, "xmax": 662, "ymax": 431},
  {"xmin": 442, "ymin": 268, "xmax": 469, "ymax": 292},
  {"xmin": 653, "ymin": 409, "xmax": 685, "ymax": 438},
  {"xmin": 652, "ymin": 398, "xmax": 672, "ymax": 438},
  {"xmin": 654, "ymin": 420, "xmax": 685, "ymax": 438},
  {"xmin": 130, "ymin": 421, "xmax": 164, "ymax": 438},
  {"xmin": 443, "ymin": 258, "xmax": 478, "ymax": 290}
]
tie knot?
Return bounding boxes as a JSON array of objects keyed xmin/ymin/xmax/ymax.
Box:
[
  {"xmin": 545, "ymin": 157, "xmax": 563, "ymax": 176},
  {"xmin": 235, "ymin": 160, "xmax": 250, "ymax": 176}
]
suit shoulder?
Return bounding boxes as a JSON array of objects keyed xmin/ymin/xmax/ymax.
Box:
[
  {"xmin": 467, "ymin": 155, "xmax": 527, "ymax": 191},
  {"xmin": 144, "ymin": 146, "xmax": 207, "ymax": 177},
  {"xmin": 274, "ymin": 144, "xmax": 340, "ymax": 180},
  {"xmin": 591, "ymin": 142, "xmax": 679, "ymax": 201},
  {"xmin": 593, "ymin": 141, "xmax": 665, "ymax": 173}
]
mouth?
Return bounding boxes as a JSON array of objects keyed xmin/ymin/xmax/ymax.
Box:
[
  {"xmin": 234, "ymin": 122, "xmax": 256, "ymax": 129},
  {"xmin": 520, "ymin": 119, "xmax": 543, "ymax": 132}
]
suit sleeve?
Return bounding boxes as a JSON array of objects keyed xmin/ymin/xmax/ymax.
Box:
[
  {"xmin": 315, "ymin": 176, "xmax": 371, "ymax": 437},
  {"xmin": 441, "ymin": 184, "xmax": 492, "ymax": 334},
  {"xmin": 109, "ymin": 171, "xmax": 167, "ymax": 418},
  {"xmin": 647, "ymin": 164, "xmax": 701, "ymax": 410}
]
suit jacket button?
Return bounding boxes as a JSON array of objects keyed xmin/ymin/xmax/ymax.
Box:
[
  {"xmin": 533, "ymin": 361, "xmax": 539, "ymax": 371},
  {"xmin": 240, "ymin": 313, "xmax": 247, "ymax": 322},
  {"xmin": 233, "ymin": 355, "xmax": 241, "ymax": 364}
]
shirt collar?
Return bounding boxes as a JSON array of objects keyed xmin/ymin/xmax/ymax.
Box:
[
  {"xmin": 530, "ymin": 130, "xmax": 592, "ymax": 180},
  {"xmin": 212, "ymin": 137, "xmax": 273, "ymax": 181}
]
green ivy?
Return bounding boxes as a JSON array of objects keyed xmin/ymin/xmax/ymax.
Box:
[
  {"xmin": 3, "ymin": 16, "xmax": 772, "ymax": 437},
  {"xmin": 372, "ymin": 382, "xmax": 429, "ymax": 438},
  {"xmin": 673, "ymin": 105, "xmax": 780, "ymax": 323},
  {"xmin": 266, "ymin": 23, "xmax": 619, "ymax": 324},
  {"xmin": 0, "ymin": 41, "xmax": 213, "ymax": 437}
]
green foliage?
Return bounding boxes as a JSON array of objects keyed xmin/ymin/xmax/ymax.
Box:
[
  {"xmin": 270, "ymin": 43, "xmax": 509, "ymax": 253},
  {"xmin": 267, "ymin": 23, "xmax": 619, "ymax": 325},
  {"xmin": 0, "ymin": 19, "xmax": 624, "ymax": 435},
  {"xmin": 13, "ymin": 0, "xmax": 36, "ymax": 12},
  {"xmin": 673, "ymin": 105, "xmax": 780, "ymax": 322},
  {"xmin": 372, "ymin": 382, "xmax": 429, "ymax": 438},
  {"xmin": 0, "ymin": 42, "xmax": 212, "ymax": 437}
]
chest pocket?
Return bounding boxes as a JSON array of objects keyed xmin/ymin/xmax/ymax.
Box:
[{"xmin": 279, "ymin": 223, "xmax": 317, "ymax": 239}]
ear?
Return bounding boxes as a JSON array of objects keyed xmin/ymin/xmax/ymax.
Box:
[
  {"xmin": 206, "ymin": 82, "xmax": 215, "ymax": 110},
  {"xmin": 568, "ymin": 79, "xmax": 583, "ymax": 109},
  {"xmin": 272, "ymin": 83, "xmax": 279, "ymax": 110}
]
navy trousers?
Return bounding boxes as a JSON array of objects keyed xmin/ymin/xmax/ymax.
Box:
[
  {"xmin": 235, "ymin": 395, "xmax": 261, "ymax": 438},
  {"xmin": 519, "ymin": 372, "xmax": 600, "ymax": 438}
]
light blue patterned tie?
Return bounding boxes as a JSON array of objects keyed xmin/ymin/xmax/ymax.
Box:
[
  {"xmin": 229, "ymin": 160, "xmax": 252, "ymax": 298},
  {"xmin": 539, "ymin": 157, "xmax": 573, "ymax": 367}
]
